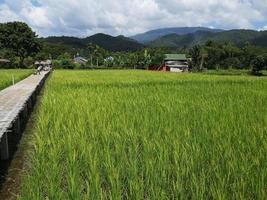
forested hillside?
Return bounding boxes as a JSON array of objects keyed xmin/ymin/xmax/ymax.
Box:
[
  {"xmin": 131, "ymin": 27, "xmax": 222, "ymax": 43},
  {"xmin": 39, "ymin": 29, "xmax": 267, "ymax": 56},
  {"xmin": 149, "ymin": 30, "xmax": 267, "ymax": 48},
  {"xmin": 41, "ymin": 33, "xmax": 144, "ymax": 53}
]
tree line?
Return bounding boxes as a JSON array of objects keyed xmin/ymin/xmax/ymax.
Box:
[
  {"xmin": 189, "ymin": 41, "xmax": 267, "ymax": 74},
  {"xmin": 51, "ymin": 43, "xmax": 166, "ymax": 70}
]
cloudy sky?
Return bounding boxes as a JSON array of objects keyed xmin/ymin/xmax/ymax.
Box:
[{"xmin": 0, "ymin": 0, "xmax": 266, "ymax": 37}]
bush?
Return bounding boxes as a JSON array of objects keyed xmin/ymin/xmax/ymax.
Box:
[
  {"xmin": 52, "ymin": 59, "xmax": 76, "ymax": 69},
  {"xmin": 250, "ymin": 55, "xmax": 267, "ymax": 75},
  {"xmin": 24, "ymin": 57, "xmax": 34, "ymax": 68}
]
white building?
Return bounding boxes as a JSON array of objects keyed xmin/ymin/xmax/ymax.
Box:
[{"xmin": 164, "ymin": 54, "xmax": 189, "ymax": 72}]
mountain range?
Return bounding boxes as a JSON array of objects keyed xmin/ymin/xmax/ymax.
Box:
[
  {"xmin": 148, "ymin": 29, "xmax": 267, "ymax": 48},
  {"xmin": 130, "ymin": 27, "xmax": 223, "ymax": 43},
  {"xmin": 41, "ymin": 27, "xmax": 267, "ymax": 53}
]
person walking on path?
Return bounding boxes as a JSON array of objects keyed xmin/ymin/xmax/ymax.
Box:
[
  {"xmin": 37, "ymin": 65, "xmax": 42, "ymax": 75},
  {"xmin": 34, "ymin": 64, "xmax": 42, "ymax": 75}
]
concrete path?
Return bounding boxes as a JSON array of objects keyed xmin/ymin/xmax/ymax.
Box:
[{"xmin": 0, "ymin": 71, "xmax": 50, "ymax": 159}]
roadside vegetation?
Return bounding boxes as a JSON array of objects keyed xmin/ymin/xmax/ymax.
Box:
[
  {"xmin": 0, "ymin": 69, "xmax": 32, "ymax": 90},
  {"xmin": 19, "ymin": 70, "xmax": 267, "ymax": 199}
]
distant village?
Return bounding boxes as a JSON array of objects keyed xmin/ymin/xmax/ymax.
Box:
[{"xmin": 73, "ymin": 53, "xmax": 189, "ymax": 73}]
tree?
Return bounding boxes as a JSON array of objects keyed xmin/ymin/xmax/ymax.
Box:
[
  {"xmin": 87, "ymin": 43, "xmax": 107, "ymax": 67},
  {"xmin": 222, "ymin": 57, "xmax": 241, "ymax": 69},
  {"xmin": 57, "ymin": 52, "xmax": 72, "ymax": 60},
  {"xmin": 136, "ymin": 49, "xmax": 152, "ymax": 69},
  {"xmin": 126, "ymin": 53, "xmax": 138, "ymax": 69},
  {"xmin": 241, "ymin": 42, "xmax": 257, "ymax": 69},
  {"xmin": 149, "ymin": 47, "xmax": 165, "ymax": 66},
  {"xmin": 204, "ymin": 40, "xmax": 224, "ymax": 69},
  {"xmin": 35, "ymin": 51, "xmax": 50, "ymax": 61},
  {"xmin": 189, "ymin": 45, "xmax": 202, "ymax": 71},
  {"xmin": 143, "ymin": 49, "xmax": 152, "ymax": 69},
  {"xmin": 0, "ymin": 22, "xmax": 41, "ymax": 67},
  {"xmin": 220, "ymin": 42, "xmax": 241, "ymax": 69},
  {"xmin": 250, "ymin": 55, "xmax": 267, "ymax": 75}
]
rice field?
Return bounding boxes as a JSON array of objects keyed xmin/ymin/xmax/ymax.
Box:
[
  {"xmin": 0, "ymin": 69, "xmax": 32, "ymax": 90},
  {"xmin": 20, "ymin": 70, "xmax": 267, "ymax": 199}
]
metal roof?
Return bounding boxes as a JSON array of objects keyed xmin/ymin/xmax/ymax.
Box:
[
  {"xmin": 0, "ymin": 59, "xmax": 10, "ymax": 63},
  {"xmin": 74, "ymin": 57, "xmax": 88, "ymax": 63},
  {"xmin": 35, "ymin": 60, "xmax": 52, "ymax": 65},
  {"xmin": 164, "ymin": 54, "xmax": 187, "ymax": 61}
]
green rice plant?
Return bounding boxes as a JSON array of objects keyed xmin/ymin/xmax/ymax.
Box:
[
  {"xmin": 20, "ymin": 70, "xmax": 267, "ymax": 199},
  {"xmin": 0, "ymin": 69, "xmax": 32, "ymax": 90}
]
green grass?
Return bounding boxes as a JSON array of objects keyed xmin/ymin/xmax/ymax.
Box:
[
  {"xmin": 0, "ymin": 69, "xmax": 32, "ymax": 90},
  {"xmin": 20, "ymin": 70, "xmax": 267, "ymax": 199},
  {"xmin": 202, "ymin": 69, "xmax": 249, "ymax": 76},
  {"xmin": 202, "ymin": 69, "xmax": 267, "ymax": 76}
]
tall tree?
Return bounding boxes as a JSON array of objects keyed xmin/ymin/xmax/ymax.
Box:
[
  {"xmin": 189, "ymin": 45, "xmax": 202, "ymax": 71},
  {"xmin": 204, "ymin": 40, "xmax": 223, "ymax": 69},
  {"xmin": 87, "ymin": 43, "xmax": 107, "ymax": 66},
  {"xmin": 137, "ymin": 49, "xmax": 152, "ymax": 69},
  {"xmin": 0, "ymin": 22, "xmax": 41, "ymax": 67},
  {"xmin": 251, "ymin": 55, "xmax": 267, "ymax": 74},
  {"xmin": 150, "ymin": 47, "xmax": 166, "ymax": 65}
]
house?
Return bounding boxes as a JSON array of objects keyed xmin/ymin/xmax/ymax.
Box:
[
  {"xmin": 163, "ymin": 54, "xmax": 189, "ymax": 72},
  {"xmin": 0, "ymin": 59, "xmax": 10, "ymax": 63},
  {"xmin": 104, "ymin": 56, "xmax": 114, "ymax": 62},
  {"xmin": 0, "ymin": 59, "xmax": 11, "ymax": 68},
  {"xmin": 74, "ymin": 53, "xmax": 88, "ymax": 64},
  {"xmin": 148, "ymin": 54, "xmax": 189, "ymax": 72}
]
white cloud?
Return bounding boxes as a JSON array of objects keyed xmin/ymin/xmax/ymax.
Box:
[
  {"xmin": 21, "ymin": 6, "xmax": 52, "ymax": 28},
  {"xmin": 0, "ymin": 0, "xmax": 266, "ymax": 37},
  {"xmin": 0, "ymin": 4, "xmax": 20, "ymax": 22}
]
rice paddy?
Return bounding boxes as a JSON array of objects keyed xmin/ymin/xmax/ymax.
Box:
[
  {"xmin": 0, "ymin": 69, "xmax": 32, "ymax": 90},
  {"xmin": 19, "ymin": 70, "xmax": 267, "ymax": 199}
]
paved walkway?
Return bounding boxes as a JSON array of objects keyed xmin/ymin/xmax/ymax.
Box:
[{"xmin": 0, "ymin": 71, "xmax": 50, "ymax": 158}]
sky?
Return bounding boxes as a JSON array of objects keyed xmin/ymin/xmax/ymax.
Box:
[{"xmin": 0, "ymin": 0, "xmax": 266, "ymax": 37}]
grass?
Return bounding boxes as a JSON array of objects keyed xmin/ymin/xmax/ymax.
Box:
[
  {"xmin": 19, "ymin": 70, "xmax": 267, "ymax": 199},
  {"xmin": 202, "ymin": 69, "xmax": 249, "ymax": 76},
  {"xmin": 0, "ymin": 69, "xmax": 32, "ymax": 90},
  {"xmin": 202, "ymin": 69, "xmax": 267, "ymax": 76}
]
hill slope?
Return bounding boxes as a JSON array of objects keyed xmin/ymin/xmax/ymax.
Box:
[
  {"xmin": 250, "ymin": 31, "xmax": 267, "ymax": 47},
  {"xmin": 206, "ymin": 30, "xmax": 260, "ymax": 46},
  {"xmin": 84, "ymin": 33, "xmax": 144, "ymax": 51},
  {"xmin": 41, "ymin": 36, "xmax": 86, "ymax": 48},
  {"xmin": 131, "ymin": 27, "xmax": 223, "ymax": 43},
  {"xmin": 149, "ymin": 31, "xmax": 214, "ymax": 48},
  {"xmin": 42, "ymin": 34, "xmax": 144, "ymax": 52},
  {"xmin": 149, "ymin": 29, "xmax": 267, "ymax": 48}
]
